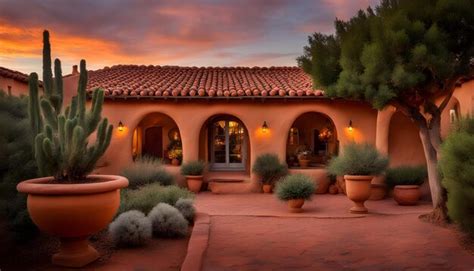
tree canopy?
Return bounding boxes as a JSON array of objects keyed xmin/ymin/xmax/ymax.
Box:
[{"xmin": 298, "ymin": 0, "xmax": 474, "ymax": 111}]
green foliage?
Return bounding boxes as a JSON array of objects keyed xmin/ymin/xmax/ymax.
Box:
[
  {"xmin": 148, "ymin": 203, "xmax": 188, "ymax": 238},
  {"xmin": 180, "ymin": 160, "xmax": 206, "ymax": 176},
  {"xmin": 109, "ymin": 210, "xmax": 152, "ymax": 247},
  {"xmin": 28, "ymin": 30, "xmax": 113, "ymax": 181},
  {"xmin": 252, "ymin": 153, "xmax": 288, "ymax": 185},
  {"xmin": 439, "ymin": 117, "xmax": 474, "ymax": 236},
  {"xmin": 298, "ymin": 0, "xmax": 474, "ymax": 110},
  {"xmin": 385, "ymin": 165, "xmax": 427, "ymax": 188},
  {"xmin": 328, "ymin": 143, "xmax": 389, "ymax": 176},
  {"xmin": 121, "ymin": 156, "xmax": 174, "ymax": 189},
  {"xmin": 276, "ymin": 174, "xmax": 316, "ymax": 201},
  {"xmin": 175, "ymin": 198, "xmax": 196, "ymax": 223},
  {"xmin": 0, "ymin": 90, "xmax": 39, "ymax": 241},
  {"xmin": 120, "ymin": 184, "xmax": 194, "ymax": 214}
]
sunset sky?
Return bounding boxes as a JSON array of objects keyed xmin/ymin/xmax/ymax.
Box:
[{"xmin": 0, "ymin": 0, "xmax": 379, "ymax": 76}]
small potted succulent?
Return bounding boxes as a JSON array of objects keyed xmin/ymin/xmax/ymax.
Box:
[
  {"xmin": 168, "ymin": 148, "xmax": 182, "ymax": 166},
  {"xmin": 16, "ymin": 31, "xmax": 128, "ymax": 267},
  {"xmin": 276, "ymin": 174, "xmax": 316, "ymax": 212},
  {"xmin": 386, "ymin": 166, "xmax": 427, "ymax": 205},
  {"xmin": 181, "ymin": 160, "xmax": 206, "ymax": 193},
  {"xmin": 297, "ymin": 149, "xmax": 312, "ymax": 168},
  {"xmin": 328, "ymin": 143, "xmax": 388, "ymax": 213},
  {"xmin": 252, "ymin": 153, "xmax": 288, "ymax": 193}
]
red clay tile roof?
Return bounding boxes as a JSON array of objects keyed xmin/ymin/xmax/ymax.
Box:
[
  {"xmin": 87, "ymin": 65, "xmax": 324, "ymax": 98},
  {"xmin": 0, "ymin": 66, "xmax": 30, "ymax": 83}
]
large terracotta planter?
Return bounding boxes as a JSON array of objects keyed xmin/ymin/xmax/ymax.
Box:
[
  {"xmin": 262, "ymin": 184, "xmax": 272, "ymax": 193},
  {"xmin": 393, "ymin": 185, "xmax": 421, "ymax": 205},
  {"xmin": 298, "ymin": 159, "xmax": 310, "ymax": 168},
  {"xmin": 344, "ymin": 175, "xmax": 373, "ymax": 214},
  {"xmin": 16, "ymin": 175, "xmax": 128, "ymax": 268},
  {"xmin": 287, "ymin": 198, "xmax": 305, "ymax": 213},
  {"xmin": 369, "ymin": 183, "xmax": 387, "ymax": 201},
  {"xmin": 186, "ymin": 175, "xmax": 203, "ymax": 193}
]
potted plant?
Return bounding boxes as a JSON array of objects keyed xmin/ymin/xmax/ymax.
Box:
[
  {"xmin": 328, "ymin": 143, "xmax": 388, "ymax": 213},
  {"xmin": 386, "ymin": 166, "xmax": 427, "ymax": 205},
  {"xmin": 16, "ymin": 31, "xmax": 128, "ymax": 267},
  {"xmin": 297, "ymin": 149, "xmax": 311, "ymax": 168},
  {"xmin": 276, "ymin": 174, "xmax": 316, "ymax": 212},
  {"xmin": 181, "ymin": 160, "xmax": 206, "ymax": 193},
  {"xmin": 168, "ymin": 148, "xmax": 182, "ymax": 166},
  {"xmin": 252, "ymin": 153, "xmax": 288, "ymax": 193}
]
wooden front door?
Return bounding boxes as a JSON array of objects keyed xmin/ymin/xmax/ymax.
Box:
[{"xmin": 143, "ymin": 126, "xmax": 163, "ymax": 158}]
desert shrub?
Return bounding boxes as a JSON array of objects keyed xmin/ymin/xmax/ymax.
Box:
[
  {"xmin": 148, "ymin": 203, "xmax": 188, "ymax": 237},
  {"xmin": 120, "ymin": 184, "xmax": 194, "ymax": 214},
  {"xmin": 328, "ymin": 143, "xmax": 389, "ymax": 176},
  {"xmin": 276, "ymin": 174, "xmax": 316, "ymax": 201},
  {"xmin": 385, "ymin": 166, "xmax": 427, "ymax": 189},
  {"xmin": 175, "ymin": 198, "xmax": 196, "ymax": 223},
  {"xmin": 109, "ymin": 210, "xmax": 152, "ymax": 247},
  {"xmin": 439, "ymin": 117, "xmax": 474, "ymax": 236},
  {"xmin": 252, "ymin": 153, "xmax": 288, "ymax": 184},
  {"xmin": 121, "ymin": 156, "xmax": 174, "ymax": 189},
  {"xmin": 180, "ymin": 160, "xmax": 206, "ymax": 176}
]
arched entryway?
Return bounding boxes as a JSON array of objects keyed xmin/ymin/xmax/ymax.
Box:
[
  {"xmin": 286, "ymin": 112, "xmax": 338, "ymax": 168},
  {"xmin": 132, "ymin": 112, "xmax": 182, "ymax": 164},
  {"xmin": 441, "ymin": 97, "xmax": 461, "ymax": 139},
  {"xmin": 199, "ymin": 115, "xmax": 250, "ymax": 172}
]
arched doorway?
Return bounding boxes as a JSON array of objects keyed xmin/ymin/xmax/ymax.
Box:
[
  {"xmin": 441, "ymin": 97, "xmax": 460, "ymax": 139},
  {"xmin": 132, "ymin": 113, "xmax": 182, "ymax": 164},
  {"xmin": 286, "ymin": 112, "xmax": 338, "ymax": 168},
  {"xmin": 199, "ymin": 115, "xmax": 250, "ymax": 171}
]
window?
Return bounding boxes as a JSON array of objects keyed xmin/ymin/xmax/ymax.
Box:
[{"xmin": 209, "ymin": 119, "xmax": 246, "ymax": 170}]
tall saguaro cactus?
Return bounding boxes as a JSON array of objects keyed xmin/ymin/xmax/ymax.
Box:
[{"xmin": 28, "ymin": 30, "xmax": 113, "ymax": 181}]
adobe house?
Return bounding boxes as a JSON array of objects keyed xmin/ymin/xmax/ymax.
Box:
[
  {"xmin": 29, "ymin": 65, "xmax": 474, "ymax": 192},
  {"xmin": 0, "ymin": 66, "xmax": 33, "ymax": 96}
]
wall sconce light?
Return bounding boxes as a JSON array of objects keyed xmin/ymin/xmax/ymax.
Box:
[
  {"xmin": 262, "ymin": 121, "xmax": 269, "ymax": 133},
  {"xmin": 348, "ymin": 120, "xmax": 353, "ymax": 132},
  {"xmin": 118, "ymin": 121, "xmax": 124, "ymax": 132}
]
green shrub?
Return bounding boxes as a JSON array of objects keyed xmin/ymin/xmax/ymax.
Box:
[
  {"xmin": 109, "ymin": 210, "xmax": 152, "ymax": 247},
  {"xmin": 180, "ymin": 160, "xmax": 206, "ymax": 176},
  {"xmin": 276, "ymin": 174, "xmax": 316, "ymax": 201},
  {"xmin": 148, "ymin": 203, "xmax": 188, "ymax": 237},
  {"xmin": 252, "ymin": 153, "xmax": 288, "ymax": 184},
  {"xmin": 439, "ymin": 117, "xmax": 474, "ymax": 236},
  {"xmin": 385, "ymin": 166, "xmax": 427, "ymax": 188},
  {"xmin": 121, "ymin": 156, "xmax": 174, "ymax": 189},
  {"xmin": 119, "ymin": 184, "xmax": 194, "ymax": 214},
  {"xmin": 175, "ymin": 198, "xmax": 196, "ymax": 223},
  {"xmin": 328, "ymin": 143, "xmax": 389, "ymax": 176}
]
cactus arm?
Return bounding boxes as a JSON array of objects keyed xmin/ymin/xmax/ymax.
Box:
[
  {"xmin": 42, "ymin": 30, "xmax": 53, "ymax": 98},
  {"xmin": 40, "ymin": 99, "xmax": 58, "ymax": 130},
  {"xmin": 34, "ymin": 134, "xmax": 48, "ymax": 177},
  {"xmin": 53, "ymin": 58, "xmax": 63, "ymax": 113},
  {"xmin": 28, "ymin": 73, "xmax": 42, "ymax": 135},
  {"xmin": 77, "ymin": 60, "xmax": 87, "ymax": 127}
]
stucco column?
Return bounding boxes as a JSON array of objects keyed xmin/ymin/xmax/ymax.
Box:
[
  {"xmin": 375, "ymin": 105, "xmax": 396, "ymax": 155},
  {"xmin": 180, "ymin": 124, "xmax": 201, "ymax": 163}
]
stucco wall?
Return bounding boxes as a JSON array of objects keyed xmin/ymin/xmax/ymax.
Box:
[{"xmin": 0, "ymin": 76, "xmax": 29, "ymax": 96}]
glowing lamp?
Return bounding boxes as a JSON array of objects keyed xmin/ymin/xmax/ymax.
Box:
[
  {"xmin": 262, "ymin": 121, "xmax": 269, "ymax": 133},
  {"xmin": 348, "ymin": 120, "xmax": 353, "ymax": 132},
  {"xmin": 118, "ymin": 121, "xmax": 124, "ymax": 132}
]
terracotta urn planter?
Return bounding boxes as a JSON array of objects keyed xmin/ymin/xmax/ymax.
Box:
[
  {"xmin": 344, "ymin": 175, "xmax": 373, "ymax": 213},
  {"xmin": 393, "ymin": 185, "xmax": 421, "ymax": 205},
  {"xmin": 171, "ymin": 158, "xmax": 180, "ymax": 166},
  {"xmin": 288, "ymin": 198, "xmax": 305, "ymax": 213},
  {"xmin": 16, "ymin": 175, "xmax": 128, "ymax": 268},
  {"xmin": 369, "ymin": 183, "xmax": 387, "ymax": 201},
  {"xmin": 186, "ymin": 175, "xmax": 203, "ymax": 193},
  {"xmin": 262, "ymin": 184, "xmax": 272, "ymax": 193},
  {"xmin": 298, "ymin": 159, "xmax": 310, "ymax": 168}
]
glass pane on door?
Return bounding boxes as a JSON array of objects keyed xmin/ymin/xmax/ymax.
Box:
[
  {"xmin": 228, "ymin": 121, "xmax": 243, "ymax": 163},
  {"xmin": 212, "ymin": 121, "xmax": 226, "ymax": 163}
]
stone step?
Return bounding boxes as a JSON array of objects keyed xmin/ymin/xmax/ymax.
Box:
[{"xmin": 207, "ymin": 179, "xmax": 254, "ymax": 194}]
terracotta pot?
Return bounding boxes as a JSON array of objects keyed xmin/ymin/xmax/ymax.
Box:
[
  {"xmin": 394, "ymin": 185, "xmax": 421, "ymax": 205},
  {"xmin": 171, "ymin": 158, "xmax": 180, "ymax": 166},
  {"xmin": 344, "ymin": 175, "xmax": 373, "ymax": 214},
  {"xmin": 16, "ymin": 175, "xmax": 128, "ymax": 268},
  {"xmin": 298, "ymin": 159, "xmax": 310, "ymax": 168},
  {"xmin": 262, "ymin": 184, "xmax": 272, "ymax": 193},
  {"xmin": 186, "ymin": 175, "xmax": 203, "ymax": 193},
  {"xmin": 369, "ymin": 183, "xmax": 387, "ymax": 201},
  {"xmin": 287, "ymin": 198, "xmax": 305, "ymax": 213}
]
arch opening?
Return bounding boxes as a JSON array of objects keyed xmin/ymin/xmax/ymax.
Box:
[
  {"xmin": 286, "ymin": 112, "xmax": 338, "ymax": 168},
  {"xmin": 132, "ymin": 112, "xmax": 182, "ymax": 165}
]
